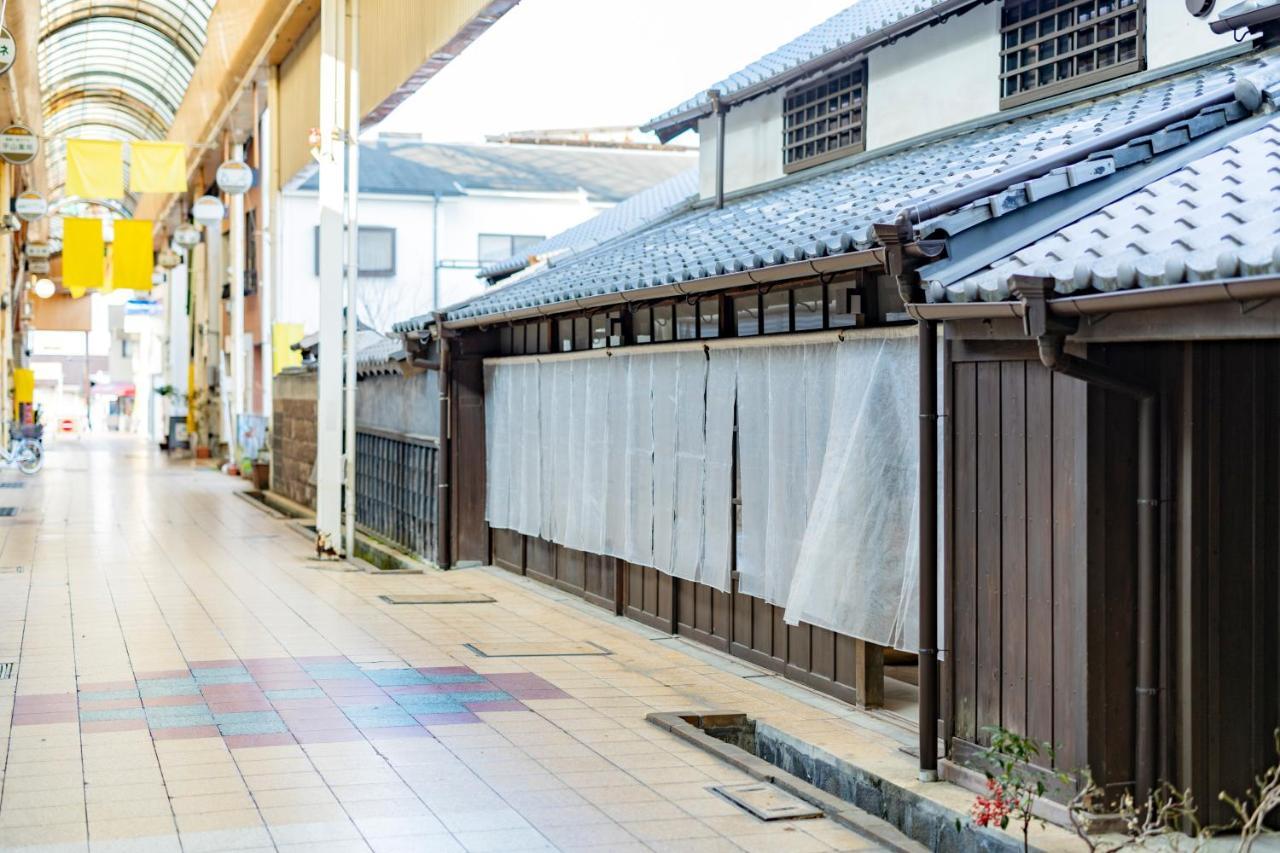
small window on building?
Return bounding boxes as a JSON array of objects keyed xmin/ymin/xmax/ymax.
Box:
[
  {"xmin": 557, "ymin": 318, "xmax": 573, "ymax": 352},
  {"xmin": 699, "ymin": 298, "xmax": 720, "ymax": 339},
  {"xmin": 499, "ymin": 326, "xmax": 513, "ymax": 354},
  {"xmin": 762, "ymin": 290, "xmax": 790, "ymax": 333},
  {"xmin": 573, "ymin": 316, "xmax": 590, "ymax": 350},
  {"xmin": 653, "ymin": 305, "xmax": 675, "ymax": 342},
  {"xmin": 1000, "ymin": 0, "xmax": 1144, "ymax": 109},
  {"xmin": 675, "ymin": 302, "xmax": 697, "ymax": 340},
  {"xmin": 633, "ymin": 307, "xmax": 652, "ymax": 343},
  {"xmin": 608, "ymin": 311, "xmax": 625, "ymax": 347},
  {"xmin": 590, "ymin": 314, "xmax": 608, "ymax": 349},
  {"xmin": 735, "ymin": 294, "xmax": 760, "ymax": 337},
  {"xmin": 478, "ymin": 233, "xmax": 545, "ymax": 263},
  {"xmin": 312, "ymin": 226, "xmax": 396, "ymax": 276},
  {"xmin": 828, "ymin": 281, "xmax": 861, "ymax": 328},
  {"xmin": 794, "ymin": 286, "xmax": 824, "ymax": 331},
  {"xmin": 537, "ymin": 321, "xmax": 551, "ymax": 353},
  {"xmin": 783, "ymin": 62, "xmax": 866, "ymax": 173}
]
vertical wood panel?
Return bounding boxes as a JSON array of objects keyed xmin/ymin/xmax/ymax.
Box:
[
  {"xmin": 976, "ymin": 362, "xmax": 1003, "ymax": 742},
  {"xmin": 1024, "ymin": 364, "xmax": 1055, "ymax": 759},
  {"xmin": 1000, "ymin": 361, "xmax": 1028, "ymax": 737},
  {"xmin": 1052, "ymin": 370, "xmax": 1088, "ymax": 770},
  {"xmin": 952, "ymin": 361, "xmax": 979, "ymax": 742}
]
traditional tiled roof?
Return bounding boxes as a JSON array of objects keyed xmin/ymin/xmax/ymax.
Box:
[
  {"xmin": 644, "ymin": 0, "xmax": 967, "ymax": 137},
  {"xmin": 934, "ymin": 116, "xmax": 1280, "ymax": 302},
  {"xmin": 296, "ymin": 139, "xmax": 694, "ymax": 203},
  {"xmin": 477, "ymin": 167, "xmax": 698, "ymax": 282},
  {"xmin": 416, "ymin": 48, "xmax": 1280, "ymax": 325}
]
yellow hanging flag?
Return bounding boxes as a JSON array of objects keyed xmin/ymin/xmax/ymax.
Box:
[
  {"xmin": 111, "ymin": 219, "xmax": 154, "ymax": 291},
  {"xmin": 130, "ymin": 142, "xmax": 187, "ymax": 193},
  {"xmin": 66, "ymin": 139, "xmax": 125, "ymax": 199},
  {"xmin": 272, "ymin": 323, "xmax": 305, "ymax": 374},
  {"xmin": 62, "ymin": 217, "xmax": 105, "ymax": 293},
  {"xmin": 13, "ymin": 368, "xmax": 34, "ymax": 421}
]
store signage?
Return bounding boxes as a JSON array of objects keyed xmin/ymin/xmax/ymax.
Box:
[
  {"xmin": 157, "ymin": 248, "xmax": 180, "ymax": 268},
  {"xmin": 27, "ymin": 258, "xmax": 49, "ymax": 274},
  {"xmin": 14, "ymin": 190, "xmax": 46, "ymax": 221},
  {"xmin": 192, "ymin": 195, "xmax": 224, "ymax": 224},
  {"xmin": 25, "ymin": 242, "xmax": 51, "ymax": 259},
  {"xmin": 0, "ymin": 28, "xmax": 15, "ymax": 77},
  {"xmin": 216, "ymin": 159, "xmax": 254, "ymax": 195},
  {"xmin": 0, "ymin": 124, "xmax": 38, "ymax": 165}
]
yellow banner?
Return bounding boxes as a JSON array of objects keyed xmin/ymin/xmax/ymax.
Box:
[
  {"xmin": 13, "ymin": 368, "xmax": 34, "ymax": 420},
  {"xmin": 62, "ymin": 217, "xmax": 105, "ymax": 295},
  {"xmin": 130, "ymin": 142, "xmax": 187, "ymax": 193},
  {"xmin": 111, "ymin": 219, "xmax": 154, "ymax": 291},
  {"xmin": 272, "ymin": 323, "xmax": 305, "ymax": 374},
  {"xmin": 66, "ymin": 139, "xmax": 125, "ymax": 199}
]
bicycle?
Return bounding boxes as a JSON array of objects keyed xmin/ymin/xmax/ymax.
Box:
[{"xmin": 2, "ymin": 424, "xmax": 42, "ymax": 475}]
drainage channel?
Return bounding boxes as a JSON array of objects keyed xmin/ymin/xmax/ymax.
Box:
[{"xmin": 648, "ymin": 712, "xmax": 1026, "ymax": 853}]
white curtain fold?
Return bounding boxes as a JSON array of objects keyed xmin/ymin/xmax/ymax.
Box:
[{"xmin": 484, "ymin": 334, "xmax": 922, "ymax": 649}]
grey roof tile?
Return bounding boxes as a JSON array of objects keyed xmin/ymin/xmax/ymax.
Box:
[
  {"xmin": 940, "ymin": 116, "xmax": 1280, "ymax": 301},
  {"xmin": 477, "ymin": 167, "xmax": 698, "ymax": 281},
  {"xmin": 297, "ymin": 140, "xmax": 693, "ymax": 202},
  {"xmin": 646, "ymin": 0, "xmax": 959, "ymax": 132},
  {"xmin": 430, "ymin": 48, "xmax": 1280, "ymax": 324}
]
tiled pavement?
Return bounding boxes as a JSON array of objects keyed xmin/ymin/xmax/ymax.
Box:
[{"xmin": 0, "ymin": 436, "xmax": 1048, "ymax": 852}]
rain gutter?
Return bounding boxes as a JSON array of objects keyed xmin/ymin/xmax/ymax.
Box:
[{"xmin": 439, "ymin": 247, "xmax": 890, "ymax": 330}]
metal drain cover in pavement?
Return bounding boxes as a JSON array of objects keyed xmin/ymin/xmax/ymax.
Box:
[
  {"xmin": 0, "ymin": 482, "xmax": 23, "ymax": 488},
  {"xmin": 0, "ymin": 662, "xmax": 13, "ymax": 680},
  {"xmin": 466, "ymin": 641, "xmax": 611, "ymax": 657},
  {"xmin": 714, "ymin": 783, "xmax": 823, "ymax": 821},
  {"xmin": 380, "ymin": 593, "xmax": 495, "ymax": 605},
  {"xmin": 0, "ymin": 507, "xmax": 16, "ymax": 517}
]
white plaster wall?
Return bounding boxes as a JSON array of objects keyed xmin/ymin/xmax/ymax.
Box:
[
  {"xmin": 278, "ymin": 191, "xmax": 609, "ymax": 333},
  {"xmin": 866, "ymin": 3, "xmax": 1001, "ymax": 150},
  {"xmin": 1146, "ymin": 1, "xmax": 1236, "ymax": 71},
  {"xmin": 698, "ymin": 90, "xmax": 786, "ymax": 199}
]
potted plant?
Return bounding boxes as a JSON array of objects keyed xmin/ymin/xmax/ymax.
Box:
[{"xmin": 252, "ymin": 448, "xmax": 271, "ymax": 490}]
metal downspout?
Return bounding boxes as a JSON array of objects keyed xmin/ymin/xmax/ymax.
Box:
[
  {"xmin": 709, "ymin": 89, "xmax": 725, "ymax": 210},
  {"xmin": 918, "ymin": 318, "xmax": 939, "ymax": 782},
  {"xmin": 435, "ymin": 315, "xmax": 452, "ymax": 570},
  {"xmin": 1013, "ymin": 276, "xmax": 1158, "ymax": 800}
]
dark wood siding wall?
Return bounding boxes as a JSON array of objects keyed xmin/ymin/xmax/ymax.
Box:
[
  {"xmin": 947, "ymin": 336, "xmax": 1280, "ymax": 815},
  {"xmin": 492, "ymin": 529, "xmax": 878, "ymax": 707}
]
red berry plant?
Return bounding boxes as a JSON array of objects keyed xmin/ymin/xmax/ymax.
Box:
[{"xmin": 959, "ymin": 726, "xmax": 1063, "ymax": 852}]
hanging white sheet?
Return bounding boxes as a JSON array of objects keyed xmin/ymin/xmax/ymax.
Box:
[{"xmin": 485, "ymin": 351, "xmax": 733, "ymax": 591}]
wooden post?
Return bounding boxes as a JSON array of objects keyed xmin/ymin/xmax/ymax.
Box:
[{"xmin": 855, "ymin": 640, "xmax": 885, "ymax": 708}]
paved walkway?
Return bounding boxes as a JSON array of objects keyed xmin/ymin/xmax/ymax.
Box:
[{"xmin": 0, "ymin": 435, "xmax": 946, "ymax": 852}]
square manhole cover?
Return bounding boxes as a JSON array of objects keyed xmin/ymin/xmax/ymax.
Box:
[
  {"xmin": 0, "ymin": 507, "xmax": 15, "ymax": 517},
  {"xmin": 466, "ymin": 641, "xmax": 611, "ymax": 658},
  {"xmin": 0, "ymin": 482, "xmax": 23, "ymax": 489},
  {"xmin": 0, "ymin": 662, "xmax": 14, "ymax": 680},
  {"xmin": 713, "ymin": 782, "xmax": 823, "ymax": 821},
  {"xmin": 380, "ymin": 593, "xmax": 496, "ymax": 605}
]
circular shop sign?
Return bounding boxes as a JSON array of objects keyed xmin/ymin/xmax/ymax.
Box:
[
  {"xmin": 0, "ymin": 124, "xmax": 38, "ymax": 165},
  {"xmin": 14, "ymin": 191, "xmax": 46, "ymax": 222},
  {"xmin": 157, "ymin": 248, "xmax": 181, "ymax": 269},
  {"xmin": 216, "ymin": 159, "xmax": 254, "ymax": 195},
  {"xmin": 173, "ymin": 223, "xmax": 201, "ymax": 248},
  {"xmin": 192, "ymin": 195, "xmax": 225, "ymax": 224},
  {"xmin": 0, "ymin": 28, "xmax": 15, "ymax": 77}
]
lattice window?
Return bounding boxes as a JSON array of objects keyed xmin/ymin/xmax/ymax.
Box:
[
  {"xmin": 1000, "ymin": 0, "xmax": 1145, "ymax": 109},
  {"xmin": 783, "ymin": 62, "xmax": 866, "ymax": 173}
]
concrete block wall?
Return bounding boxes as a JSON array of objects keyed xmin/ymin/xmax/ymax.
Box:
[{"xmin": 271, "ymin": 369, "xmax": 318, "ymax": 509}]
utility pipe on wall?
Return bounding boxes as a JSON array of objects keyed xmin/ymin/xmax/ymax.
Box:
[
  {"xmin": 435, "ymin": 315, "xmax": 452, "ymax": 570},
  {"xmin": 918, "ymin": 319, "xmax": 939, "ymax": 782},
  {"xmin": 343, "ymin": 0, "xmax": 361, "ymax": 559},
  {"xmin": 259, "ymin": 84, "xmax": 274, "ymax": 428},
  {"xmin": 1012, "ymin": 276, "xmax": 1159, "ymax": 801},
  {"xmin": 709, "ymin": 89, "xmax": 725, "ymax": 209}
]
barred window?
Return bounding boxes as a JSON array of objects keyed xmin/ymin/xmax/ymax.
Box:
[
  {"xmin": 1000, "ymin": 0, "xmax": 1145, "ymax": 109},
  {"xmin": 783, "ymin": 62, "xmax": 866, "ymax": 173}
]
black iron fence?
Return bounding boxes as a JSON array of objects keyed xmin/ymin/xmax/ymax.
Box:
[{"xmin": 354, "ymin": 427, "xmax": 438, "ymax": 560}]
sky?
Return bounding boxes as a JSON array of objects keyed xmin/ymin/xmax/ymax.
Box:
[{"xmin": 374, "ymin": 0, "xmax": 855, "ymax": 142}]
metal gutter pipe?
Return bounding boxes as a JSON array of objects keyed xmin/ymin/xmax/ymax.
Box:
[
  {"xmin": 709, "ymin": 89, "xmax": 725, "ymax": 210},
  {"xmin": 435, "ymin": 315, "xmax": 452, "ymax": 570},
  {"xmin": 918, "ymin": 319, "xmax": 939, "ymax": 782},
  {"xmin": 903, "ymin": 274, "xmax": 1280, "ymax": 322},
  {"xmin": 900, "ymin": 77, "xmax": 1266, "ymax": 225},
  {"xmin": 440, "ymin": 247, "xmax": 887, "ymax": 330},
  {"xmin": 343, "ymin": 0, "xmax": 361, "ymax": 560},
  {"xmin": 1013, "ymin": 276, "xmax": 1158, "ymax": 801}
]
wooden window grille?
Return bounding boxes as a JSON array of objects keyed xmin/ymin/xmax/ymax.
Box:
[
  {"xmin": 1000, "ymin": 0, "xmax": 1144, "ymax": 109},
  {"xmin": 782, "ymin": 62, "xmax": 866, "ymax": 173}
]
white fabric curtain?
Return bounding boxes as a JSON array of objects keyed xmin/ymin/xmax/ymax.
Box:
[
  {"xmin": 484, "ymin": 351, "xmax": 733, "ymax": 590},
  {"xmin": 484, "ymin": 333, "xmax": 921, "ymax": 650}
]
